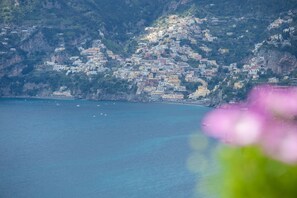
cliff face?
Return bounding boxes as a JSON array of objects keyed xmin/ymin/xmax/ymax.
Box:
[
  {"xmin": 20, "ymin": 31, "xmax": 51, "ymax": 54},
  {"xmin": 1, "ymin": 0, "xmax": 297, "ymax": 104},
  {"xmin": 256, "ymin": 50, "xmax": 297, "ymax": 74}
]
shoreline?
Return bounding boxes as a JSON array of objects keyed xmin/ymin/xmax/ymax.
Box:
[
  {"xmin": 0, "ymin": 95, "xmax": 212, "ymax": 107},
  {"xmin": 156, "ymin": 100, "xmax": 211, "ymax": 107},
  {"xmin": 0, "ymin": 95, "xmax": 76, "ymax": 101}
]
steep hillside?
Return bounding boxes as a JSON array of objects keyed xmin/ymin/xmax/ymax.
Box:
[{"xmin": 1, "ymin": 0, "xmax": 297, "ymax": 105}]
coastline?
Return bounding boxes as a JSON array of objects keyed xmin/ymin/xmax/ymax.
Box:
[
  {"xmin": 0, "ymin": 95, "xmax": 75, "ymax": 101},
  {"xmin": 0, "ymin": 95, "xmax": 212, "ymax": 107},
  {"xmin": 156, "ymin": 100, "xmax": 211, "ymax": 107}
]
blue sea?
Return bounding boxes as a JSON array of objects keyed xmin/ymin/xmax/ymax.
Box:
[{"xmin": 0, "ymin": 99, "xmax": 213, "ymax": 198}]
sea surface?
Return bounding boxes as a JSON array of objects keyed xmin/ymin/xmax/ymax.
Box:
[{"xmin": 0, "ymin": 98, "xmax": 213, "ymax": 198}]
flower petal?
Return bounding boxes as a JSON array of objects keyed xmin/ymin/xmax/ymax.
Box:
[{"xmin": 202, "ymin": 104, "xmax": 264, "ymax": 146}]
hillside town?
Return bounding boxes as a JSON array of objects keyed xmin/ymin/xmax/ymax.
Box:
[
  {"xmin": 46, "ymin": 12, "xmax": 297, "ymax": 102},
  {"xmin": 49, "ymin": 15, "xmax": 221, "ymax": 101},
  {"xmin": 1, "ymin": 9, "xmax": 296, "ymax": 103}
]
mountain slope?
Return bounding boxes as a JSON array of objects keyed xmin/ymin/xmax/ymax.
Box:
[{"xmin": 1, "ymin": 0, "xmax": 297, "ymax": 104}]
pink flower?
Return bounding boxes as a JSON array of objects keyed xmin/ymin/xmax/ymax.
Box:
[
  {"xmin": 248, "ymin": 85, "xmax": 297, "ymax": 163},
  {"xmin": 262, "ymin": 121, "xmax": 297, "ymax": 164},
  {"xmin": 202, "ymin": 84, "xmax": 297, "ymax": 164},
  {"xmin": 202, "ymin": 104, "xmax": 264, "ymax": 146},
  {"xmin": 249, "ymin": 85, "xmax": 297, "ymax": 120}
]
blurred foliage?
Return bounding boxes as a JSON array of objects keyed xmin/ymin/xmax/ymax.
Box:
[{"xmin": 208, "ymin": 146, "xmax": 297, "ymax": 198}]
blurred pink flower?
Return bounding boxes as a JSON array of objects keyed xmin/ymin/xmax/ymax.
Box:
[
  {"xmin": 262, "ymin": 121, "xmax": 297, "ymax": 164},
  {"xmin": 202, "ymin": 85, "xmax": 297, "ymax": 164},
  {"xmin": 202, "ymin": 104, "xmax": 264, "ymax": 146},
  {"xmin": 249, "ymin": 85, "xmax": 297, "ymax": 120}
]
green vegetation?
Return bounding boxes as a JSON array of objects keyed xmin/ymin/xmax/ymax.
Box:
[
  {"xmin": 187, "ymin": 58, "xmax": 200, "ymax": 68},
  {"xmin": 0, "ymin": 71, "xmax": 135, "ymax": 98},
  {"xmin": 0, "ymin": 0, "xmax": 172, "ymax": 47},
  {"xmin": 180, "ymin": 77, "xmax": 202, "ymax": 97},
  {"xmin": 208, "ymin": 146, "xmax": 297, "ymax": 198}
]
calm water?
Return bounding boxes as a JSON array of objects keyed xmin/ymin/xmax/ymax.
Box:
[{"xmin": 0, "ymin": 99, "xmax": 212, "ymax": 198}]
